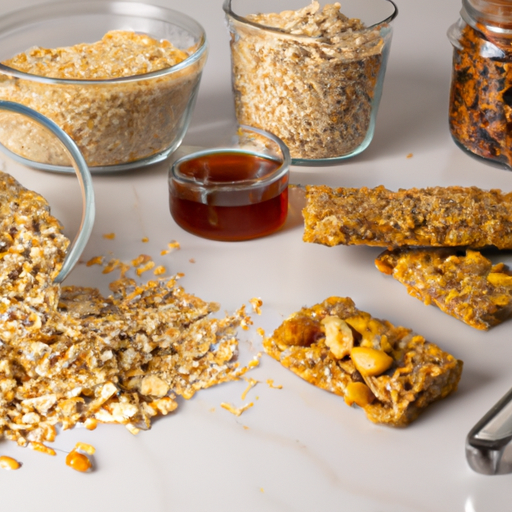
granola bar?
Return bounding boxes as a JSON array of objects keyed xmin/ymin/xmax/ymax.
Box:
[
  {"xmin": 0, "ymin": 30, "xmax": 204, "ymax": 167},
  {"xmin": 263, "ymin": 297, "xmax": 463, "ymax": 426},
  {"xmin": 303, "ymin": 184, "xmax": 512, "ymax": 249},
  {"xmin": 226, "ymin": 1, "xmax": 388, "ymax": 160},
  {"xmin": 375, "ymin": 248, "xmax": 512, "ymax": 330}
]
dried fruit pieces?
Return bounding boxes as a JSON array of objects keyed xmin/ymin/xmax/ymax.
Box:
[
  {"xmin": 303, "ymin": 184, "xmax": 512, "ymax": 249},
  {"xmin": 376, "ymin": 248, "xmax": 512, "ymax": 330},
  {"xmin": 449, "ymin": 22, "xmax": 512, "ymax": 168},
  {"xmin": 263, "ymin": 297, "xmax": 462, "ymax": 427}
]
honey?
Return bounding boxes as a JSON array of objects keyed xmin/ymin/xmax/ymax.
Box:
[{"xmin": 169, "ymin": 149, "xmax": 289, "ymax": 241}]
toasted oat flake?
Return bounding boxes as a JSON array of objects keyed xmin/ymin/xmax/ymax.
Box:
[
  {"xmin": 221, "ymin": 402, "xmax": 254, "ymax": 417},
  {"xmin": 86, "ymin": 256, "xmax": 104, "ymax": 267},
  {"xmin": 241, "ymin": 378, "xmax": 258, "ymax": 400},
  {"xmin": 249, "ymin": 297, "xmax": 263, "ymax": 315}
]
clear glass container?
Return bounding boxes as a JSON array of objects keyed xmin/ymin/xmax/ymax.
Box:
[
  {"xmin": 169, "ymin": 125, "xmax": 290, "ymax": 241},
  {"xmin": 0, "ymin": 101, "xmax": 95, "ymax": 282},
  {"xmin": 0, "ymin": 0, "xmax": 208, "ymax": 173},
  {"xmin": 223, "ymin": 0, "xmax": 397, "ymax": 166},
  {"xmin": 448, "ymin": 0, "xmax": 512, "ymax": 169}
]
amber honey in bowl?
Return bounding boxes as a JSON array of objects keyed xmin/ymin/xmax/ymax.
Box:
[{"xmin": 169, "ymin": 146, "xmax": 289, "ymax": 241}]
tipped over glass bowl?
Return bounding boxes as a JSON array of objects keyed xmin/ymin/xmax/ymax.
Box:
[{"xmin": 0, "ymin": 0, "xmax": 208, "ymax": 173}]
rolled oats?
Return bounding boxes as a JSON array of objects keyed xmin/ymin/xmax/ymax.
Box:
[
  {"xmin": 226, "ymin": 1, "xmax": 388, "ymax": 160},
  {"xmin": 0, "ymin": 30, "xmax": 205, "ymax": 167}
]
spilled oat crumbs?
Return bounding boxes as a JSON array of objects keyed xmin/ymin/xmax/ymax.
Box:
[{"xmin": 0, "ymin": 171, "xmax": 254, "ymax": 449}]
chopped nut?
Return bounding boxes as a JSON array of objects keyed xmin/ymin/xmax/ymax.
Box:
[
  {"xmin": 344, "ymin": 382, "xmax": 375, "ymax": 407},
  {"xmin": 0, "ymin": 455, "xmax": 21, "ymax": 470},
  {"xmin": 350, "ymin": 347, "xmax": 393, "ymax": 377},
  {"xmin": 321, "ymin": 315, "xmax": 354, "ymax": 359}
]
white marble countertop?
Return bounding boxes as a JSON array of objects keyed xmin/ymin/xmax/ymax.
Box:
[{"xmin": 1, "ymin": 0, "xmax": 510, "ymax": 510}]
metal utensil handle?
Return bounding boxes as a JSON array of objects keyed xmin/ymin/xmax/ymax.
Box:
[
  {"xmin": 466, "ymin": 386, "xmax": 512, "ymax": 475},
  {"xmin": 0, "ymin": 101, "xmax": 95, "ymax": 283}
]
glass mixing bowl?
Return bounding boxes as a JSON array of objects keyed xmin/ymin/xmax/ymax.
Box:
[{"xmin": 0, "ymin": 0, "xmax": 208, "ymax": 173}]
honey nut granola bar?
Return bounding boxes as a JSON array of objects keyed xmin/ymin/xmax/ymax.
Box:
[
  {"xmin": 303, "ymin": 184, "xmax": 512, "ymax": 249},
  {"xmin": 0, "ymin": 171, "xmax": 254, "ymax": 448},
  {"xmin": 263, "ymin": 297, "xmax": 463, "ymax": 427},
  {"xmin": 375, "ymin": 248, "xmax": 512, "ymax": 330}
]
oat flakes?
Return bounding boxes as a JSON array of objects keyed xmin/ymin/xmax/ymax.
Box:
[
  {"xmin": 0, "ymin": 30, "xmax": 205, "ymax": 167},
  {"xmin": 226, "ymin": 1, "xmax": 389, "ymax": 160}
]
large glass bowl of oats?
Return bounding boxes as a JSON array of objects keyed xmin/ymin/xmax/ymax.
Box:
[
  {"xmin": 0, "ymin": 0, "xmax": 208, "ymax": 173},
  {"xmin": 223, "ymin": 0, "xmax": 398, "ymax": 165}
]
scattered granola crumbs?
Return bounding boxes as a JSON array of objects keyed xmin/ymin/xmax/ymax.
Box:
[
  {"xmin": 169, "ymin": 241, "xmax": 180, "ymax": 250},
  {"xmin": 74, "ymin": 442, "xmax": 95, "ymax": 455},
  {"xmin": 132, "ymin": 254, "xmax": 152, "ymax": 267},
  {"xmin": 256, "ymin": 327, "xmax": 265, "ymax": 338},
  {"xmin": 406, "ymin": 153, "xmax": 413, "ymax": 159},
  {"xmin": 260, "ymin": 488, "xmax": 264, "ymax": 493},
  {"xmin": 0, "ymin": 170, "xmax": 259, "ymax": 461},
  {"xmin": 161, "ymin": 250, "xmax": 170, "ymax": 256},
  {"xmin": 29, "ymin": 442, "xmax": 56, "ymax": 456},
  {"xmin": 266, "ymin": 379, "xmax": 283, "ymax": 390},
  {"xmin": 189, "ymin": 258, "xmax": 196, "ymax": 264},
  {"xmin": 153, "ymin": 265, "xmax": 166, "ymax": 276},
  {"xmin": 86, "ymin": 256, "xmax": 104, "ymax": 267},
  {"xmin": 142, "ymin": 237, "xmax": 149, "ymax": 243},
  {"xmin": 249, "ymin": 297, "xmax": 263, "ymax": 315},
  {"xmin": 103, "ymin": 233, "xmax": 116, "ymax": 240},
  {"xmin": 0, "ymin": 456, "xmax": 21, "ymax": 470},
  {"xmin": 248, "ymin": 353, "xmax": 262, "ymax": 369},
  {"xmin": 241, "ymin": 378, "xmax": 259, "ymax": 400},
  {"xmin": 220, "ymin": 402, "xmax": 254, "ymax": 417}
]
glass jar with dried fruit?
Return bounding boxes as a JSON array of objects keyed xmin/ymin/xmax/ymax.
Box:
[{"xmin": 448, "ymin": 0, "xmax": 512, "ymax": 169}]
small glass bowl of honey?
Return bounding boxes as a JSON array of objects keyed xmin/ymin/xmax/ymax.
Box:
[{"xmin": 169, "ymin": 125, "xmax": 290, "ymax": 241}]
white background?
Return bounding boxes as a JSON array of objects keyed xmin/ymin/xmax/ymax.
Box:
[{"xmin": 1, "ymin": 0, "xmax": 511, "ymax": 510}]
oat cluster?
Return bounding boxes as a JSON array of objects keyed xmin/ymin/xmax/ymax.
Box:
[
  {"xmin": 0, "ymin": 171, "xmax": 254, "ymax": 450},
  {"xmin": 264, "ymin": 297, "xmax": 462, "ymax": 427},
  {"xmin": 227, "ymin": 1, "xmax": 386, "ymax": 160},
  {"xmin": 0, "ymin": 31, "xmax": 205, "ymax": 167}
]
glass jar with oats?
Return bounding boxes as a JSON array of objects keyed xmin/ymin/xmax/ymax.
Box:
[
  {"xmin": 448, "ymin": 0, "xmax": 512, "ymax": 169},
  {"xmin": 0, "ymin": 1, "xmax": 207, "ymax": 173},
  {"xmin": 223, "ymin": 0, "xmax": 397, "ymax": 165}
]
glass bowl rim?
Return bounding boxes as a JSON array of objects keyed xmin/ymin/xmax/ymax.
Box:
[
  {"xmin": 222, "ymin": 0, "xmax": 398, "ymax": 37},
  {"xmin": 170, "ymin": 125, "xmax": 291, "ymax": 192},
  {"xmin": 0, "ymin": 0, "xmax": 208, "ymax": 85}
]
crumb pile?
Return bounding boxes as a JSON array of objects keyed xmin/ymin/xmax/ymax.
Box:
[{"xmin": 0, "ymin": 171, "xmax": 254, "ymax": 450}]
